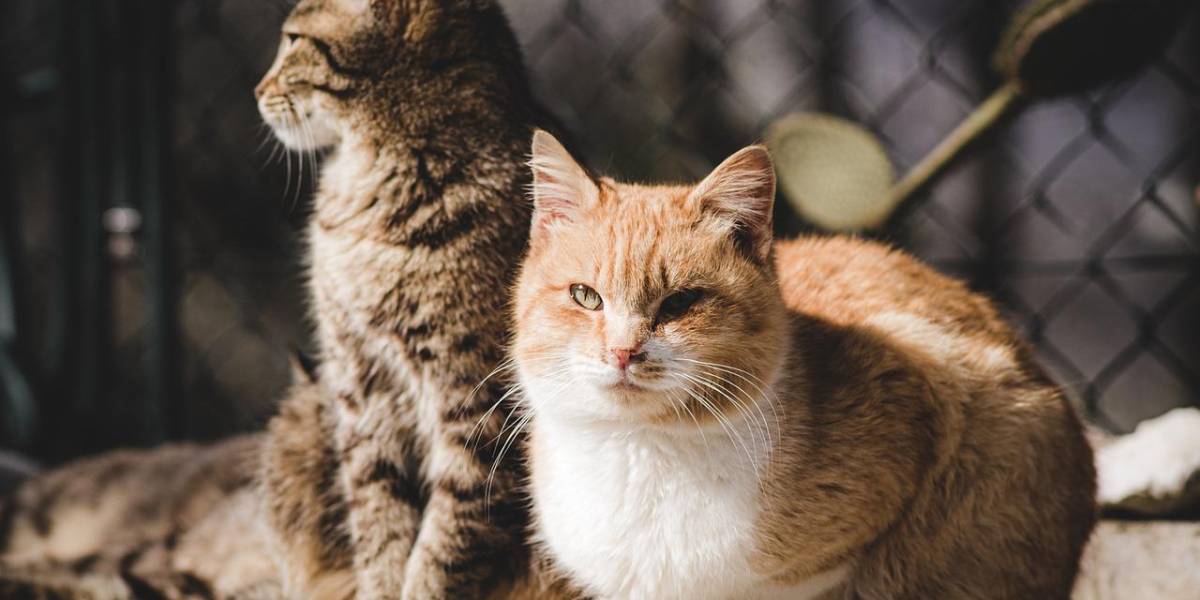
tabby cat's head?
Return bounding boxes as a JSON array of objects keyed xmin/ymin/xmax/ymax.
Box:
[
  {"xmin": 255, "ymin": 0, "xmax": 521, "ymax": 150},
  {"xmin": 513, "ymin": 132, "xmax": 789, "ymax": 425}
]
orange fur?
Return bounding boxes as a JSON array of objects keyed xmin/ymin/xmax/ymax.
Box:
[{"xmin": 514, "ymin": 132, "xmax": 1096, "ymax": 599}]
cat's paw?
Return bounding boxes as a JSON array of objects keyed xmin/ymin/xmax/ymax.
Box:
[{"xmin": 1097, "ymin": 407, "xmax": 1200, "ymax": 516}]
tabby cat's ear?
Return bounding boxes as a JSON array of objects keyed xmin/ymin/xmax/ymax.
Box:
[
  {"xmin": 688, "ymin": 145, "xmax": 776, "ymax": 262},
  {"xmin": 529, "ymin": 130, "xmax": 597, "ymax": 242}
]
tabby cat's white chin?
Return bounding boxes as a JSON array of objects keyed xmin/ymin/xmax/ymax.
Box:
[
  {"xmin": 266, "ymin": 119, "xmax": 340, "ymax": 152},
  {"xmin": 258, "ymin": 96, "xmax": 340, "ymax": 151}
]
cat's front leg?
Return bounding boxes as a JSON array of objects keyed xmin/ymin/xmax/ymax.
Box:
[
  {"xmin": 400, "ymin": 415, "xmax": 525, "ymax": 600},
  {"xmin": 261, "ymin": 380, "xmax": 355, "ymax": 600},
  {"xmin": 337, "ymin": 400, "xmax": 424, "ymax": 599}
]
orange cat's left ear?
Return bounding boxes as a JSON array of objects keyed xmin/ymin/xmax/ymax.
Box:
[
  {"xmin": 688, "ymin": 145, "xmax": 776, "ymax": 262},
  {"xmin": 528, "ymin": 130, "xmax": 598, "ymax": 244}
]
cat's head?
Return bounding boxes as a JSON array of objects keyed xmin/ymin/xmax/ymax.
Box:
[
  {"xmin": 513, "ymin": 131, "xmax": 789, "ymax": 426},
  {"xmin": 255, "ymin": 0, "xmax": 520, "ymax": 150}
]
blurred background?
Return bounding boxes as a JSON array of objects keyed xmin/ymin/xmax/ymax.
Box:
[{"xmin": 1, "ymin": 0, "xmax": 1197, "ymax": 465}]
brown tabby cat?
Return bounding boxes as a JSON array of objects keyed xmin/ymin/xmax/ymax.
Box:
[
  {"xmin": 513, "ymin": 131, "xmax": 1097, "ymax": 599},
  {"xmin": 254, "ymin": 0, "xmax": 552, "ymax": 597}
]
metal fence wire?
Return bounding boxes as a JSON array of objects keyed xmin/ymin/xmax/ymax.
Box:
[{"xmin": 2, "ymin": 0, "xmax": 1198, "ymax": 462}]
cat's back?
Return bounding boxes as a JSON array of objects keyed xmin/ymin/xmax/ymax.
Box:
[
  {"xmin": 771, "ymin": 236, "xmax": 1095, "ymax": 598},
  {"xmin": 774, "ymin": 236, "xmax": 1014, "ymax": 348},
  {"xmin": 772, "ymin": 234, "xmax": 1062, "ymax": 437}
]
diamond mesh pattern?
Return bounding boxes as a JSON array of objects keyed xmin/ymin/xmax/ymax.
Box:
[{"xmin": 2, "ymin": 0, "xmax": 1197, "ymax": 458}]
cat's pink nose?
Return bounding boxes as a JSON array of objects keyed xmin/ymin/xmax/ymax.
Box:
[{"xmin": 611, "ymin": 347, "xmax": 644, "ymax": 370}]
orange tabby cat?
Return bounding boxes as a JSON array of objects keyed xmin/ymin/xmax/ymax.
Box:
[{"xmin": 511, "ymin": 131, "xmax": 1096, "ymax": 599}]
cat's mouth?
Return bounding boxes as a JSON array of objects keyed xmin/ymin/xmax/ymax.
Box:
[
  {"xmin": 609, "ymin": 379, "xmax": 649, "ymax": 393},
  {"xmin": 598, "ymin": 368, "xmax": 674, "ymax": 395}
]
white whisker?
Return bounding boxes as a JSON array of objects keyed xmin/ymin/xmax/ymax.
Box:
[
  {"xmin": 677, "ymin": 358, "xmax": 783, "ymax": 444},
  {"xmin": 467, "ymin": 355, "xmax": 567, "ymax": 450},
  {"xmin": 666, "ymin": 388, "xmax": 709, "ymax": 451},
  {"xmin": 686, "ymin": 371, "xmax": 771, "ymax": 459},
  {"xmin": 673, "ymin": 374, "xmax": 762, "ymax": 485},
  {"xmin": 484, "ymin": 375, "xmax": 576, "ymax": 510}
]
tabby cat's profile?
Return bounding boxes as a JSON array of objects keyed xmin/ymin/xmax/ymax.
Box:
[
  {"xmin": 255, "ymin": 0, "xmax": 551, "ymax": 597},
  {"xmin": 513, "ymin": 131, "xmax": 1097, "ymax": 599}
]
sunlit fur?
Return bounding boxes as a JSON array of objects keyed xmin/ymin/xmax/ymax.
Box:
[
  {"xmin": 0, "ymin": 435, "xmax": 278, "ymax": 597},
  {"xmin": 254, "ymin": 2, "xmax": 571, "ymax": 599},
  {"xmin": 256, "ymin": 35, "xmax": 342, "ymax": 151},
  {"xmin": 517, "ymin": 132, "xmax": 786, "ymax": 430},
  {"xmin": 515, "ymin": 132, "xmax": 1096, "ymax": 599}
]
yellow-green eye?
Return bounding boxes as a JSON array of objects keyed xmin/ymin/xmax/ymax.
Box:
[{"xmin": 569, "ymin": 284, "xmax": 603, "ymax": 311}]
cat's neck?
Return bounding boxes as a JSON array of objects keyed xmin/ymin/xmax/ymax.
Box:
[
  {"xmin": 360, "ymin": 61, "xmax": 535, "ymax": 150},
  {"xmin": 324, "ymin": 115, "xmax": 522, "ymax": 183},
  {"xmin": 312, "ymin": 117, "xmax": 528, "ymax": 235}
]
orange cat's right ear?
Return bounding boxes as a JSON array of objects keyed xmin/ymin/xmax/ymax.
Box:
[{"xmin": 528, "ymin": 130, "xmax": 597, "ymax": 242}]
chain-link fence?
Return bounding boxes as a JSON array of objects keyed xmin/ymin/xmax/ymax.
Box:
[{"xmin": 3, "ymin": 0, "xmax": 1197, "ymax": 463}]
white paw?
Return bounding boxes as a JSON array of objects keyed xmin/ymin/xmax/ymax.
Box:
[{"xmin": 1096, "ymin": 407, "xmax": 1200, "ymax": 509}]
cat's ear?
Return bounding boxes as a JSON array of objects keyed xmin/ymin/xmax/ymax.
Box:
[
  {"xmin": 688, "ymin": 145, "xmax": 776, "ymax": 262},
  {"xmin": 529, "ymin": 130, "xmax": 597, "ymax": 242}
]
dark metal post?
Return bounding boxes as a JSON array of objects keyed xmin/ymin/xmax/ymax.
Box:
[
  {"xmin": 44, "ymin": 0, "xmax": 113, "ymax": 459},
  {"xmin": 136, "ymin": 0, "xmax": 178, "ymax": 442},
  {"xmin": 0, "ymin": 3, "xmax": 33, "ymax": 448},
  {"xmin": 0, "ymin": 99, "xmax": 36, "ymax": 447}
]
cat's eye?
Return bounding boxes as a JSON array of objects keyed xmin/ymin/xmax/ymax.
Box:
[
  {"xmin": 658, "ymin": 289, "xmax": 703, "ymax": 321},
  {"xmin": 569, "ymin": 284, "xmax": 603, "ymax": 311}
]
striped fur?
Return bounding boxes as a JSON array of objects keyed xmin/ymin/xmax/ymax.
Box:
[
  {"xmin": 254, "ymin": 1, "xmax": 565, "ymax": 597},
  {"xmin": 0, "ymin": 435, "xmax": 280, "ymax": 599},
  {"xmin": 0, "ymin": 1, "xmax": 573, "ymax": 597}
]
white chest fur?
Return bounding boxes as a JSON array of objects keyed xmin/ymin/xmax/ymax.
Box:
[{"xmin": 531, "ymin": 407, "xmax": 841, "ymax": 600}]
